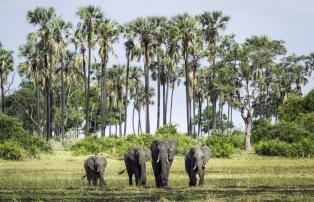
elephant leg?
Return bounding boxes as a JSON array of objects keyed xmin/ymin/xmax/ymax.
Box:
[
  {"xmin": 128, "ymin": 172, "xmax": 133, "ymax": 186},
  {"xmin": 92, "ymin": 173, "xmax": 98, "ymax": 186},
  {"xmin": 135, "ymin": 174, "xmax": 140, "ymax": 187},
  {"xmin": 152, "ymin": 163, "xmax": 161, "ymax": 187},
  {"xmin": 189, "ymin": 170, "xmax": 197, "ymax": 186}
]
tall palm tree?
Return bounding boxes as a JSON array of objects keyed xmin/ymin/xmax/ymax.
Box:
[
  {"xmin": 96, "ymin": 17, "xmax": 120, "ymax": 136},
  {"xmin": 27, "ymin": 7, "xmax": 56, "ymax": 140},
  {"xmin": 198, "ymin": 11, "xmax": 230, "ymax": 131},
  {"xmin": 0, "ymin": 48, "xmax": 14, "ymax": 113},
  {"xmin": 77, "ymin": 5, "xmax": 103, "ymax": 136},
  {"xmin": 123, "ymin": 24, "xmax": 135, "ymax": 136},
  {"xmin": 129, "ymin": 17, "xmax": 156, "ymax": 134},
  {"xmin": 50, "ymin": 16, "xmax": 72, "ymax": 139},
  {"xmin": 171, "ymin": 13, "xmax": 198, "ymax": 136},
  {"xmin": 18, "ymin": 35, "xmax": 43, "ymax": 135}
]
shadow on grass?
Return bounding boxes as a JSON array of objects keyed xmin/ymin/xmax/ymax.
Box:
[{"xmin": 0, "ymin": 185, "xmax": 314, "ymax": 202}]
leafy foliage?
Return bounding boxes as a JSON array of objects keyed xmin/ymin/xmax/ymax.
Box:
[
  {"xmin": 156, "ymin": 124, "xmax": 178, "ymax": 135},
  {"xmin": 0, "ymin": 114, "xmax": 49, "ymax": 159},
  {"xmin": 0, "ymin": 140, "xmax": 22, "ymax": 160},
  {"xmin": 205, "ymin": 135, "xmax": 234, "ymax": 158}
]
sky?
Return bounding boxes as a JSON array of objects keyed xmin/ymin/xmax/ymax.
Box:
[{"xmin": 0, "ymin": 0, "xmax": 313, "ymax": 134}]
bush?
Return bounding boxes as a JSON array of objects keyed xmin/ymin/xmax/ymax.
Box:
[
  {"xmin": 71, "ymin": 133, "xmax": 198, "ymax": 157},
  {"xmin": 205, "ymin": 135, "xmax": 234, "ymax": 158},
  {"xmin": 156, "ymin": 124, "xmax": 178, "ymax": 135},
  {"xmin": 295, "ymin": 112, "xmax": 314, "ymax": 134},
  {"xmin": 0, "ymin": 140, "xmax": 22, "ymax": 160},
  {"xmin": 252, "ymin": 119, "xmax": 273, "ymax": 143},
  {"xmin": 270, "ymin": 121, "xmax": 310, "ymax": 143},
  {"xmin": 255, "ymin": 138, "xmax": 314, "ymax": 157},
  {"xmin": 0, "ymin": 114, "xmax": 49, "ymax": 160},
  {"xmin": 230, "ymin": 130, "xmax": 245, "ymax": 149},
  {"xmin": 279, "ymin": 96, "xmax": 305, "ymax": 122}
]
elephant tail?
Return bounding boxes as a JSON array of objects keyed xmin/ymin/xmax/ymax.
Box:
[
  {"xmin": 81, "ymin": 175, "xmax": 86, "ymax": 179},
  {"xmin": 118, "ymin": 169, "xmax": 126, "ymax": 175}
]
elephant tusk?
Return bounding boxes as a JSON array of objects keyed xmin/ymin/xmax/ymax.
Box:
[
  {"xmin": 167, "ymin": 159, "xmax": 169, "ymax": 164},
  {"xmin": 193, "ymin": 165, "xmax": 197, "ymax": 170},
  {"xmin": 203, "ymin": 164, "xmax": 206, "ymax": 167},
  {"xmin": 156, "ymin": 156, "xmax": 160, "ymax": 163}
]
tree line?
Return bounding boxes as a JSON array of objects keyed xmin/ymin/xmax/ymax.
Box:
[{"xmin": 0, "ymin": 6, "xmax": 313, "ymax": 151}]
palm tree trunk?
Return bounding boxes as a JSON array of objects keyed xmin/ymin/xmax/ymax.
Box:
[
  {"xmin": 198, "ymin": 97, "xmax": 202, "ymax": 137},
  {"xmin": 49, "ymin": 49, "xmax": 54, "ymax": 139},
  {"xmin": 206, "ymin": 98, "xmax": 210, "ymax": 135},
  {"xmin": 0, "ymin": 72, "xmax": 4, "ymax": 114},
  {"xmin": 109, "ymin": 97, "xmax": 112, "ymax": 136},
  {"xmin": 138, "ymin": 108, "xmax": 142, "ymax": 134},
  {"xmin": 101, "ymin": 57, "xmax": 107, "ymax": 136},
  {"xmin": 119, "ymin": 107, "xmax": 122, "ymax": 136},
  {"xmin": 165, "ymin": 76, "xmax": 169, "ymax": 125},
  {"xmin": 170, "ymin": 82, "xmax": 175, "ymax": 123},
  {"xmin": 60, "ymin": 53, "xmax": 65, "ymax": 139},
  {"xmin": 124, "ymin": 51, "xmax": 130, "ymax": 136},
  {"xmin": 162, "ymin": 70, "xmax": 166, "ymax": 125},
  {"xmin": 132, "ymin": 104, "xmax": 135, "ymax": 134},
  {"xmin": 144, "ymin": 44, "xmax": 150, "ymax": 134},
  {"xmin": 35, "ymin": 67, "xmax": 41, "ymax": 136},
  {"xmin": 230, "ymin": 105, "xmax": 233, "ymax": 134},
  {"xmin": 227, "ymin": 101, "xmax": 230, "ymax": 135},
  {"xmin": 192, "ymin": 87, "xmax": 196, "ymax": 137},
  {"xmin": 184, "ymin": 43, "xmax": 191, "ymax": 136},
  {"xmin": 85, "ymin": 37, "xmax": 92, "ymax": 137},
  {"xmin": 157, "ymin": 55, "xmax": 161, "ymax": 129}
]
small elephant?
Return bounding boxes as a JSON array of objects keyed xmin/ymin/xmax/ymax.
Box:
[
  {"xmin": 185, "ymin": 146, "xmax": 212, "ymax": 186},
  {"xmin": 119, "ymin": 148, "xmax": 151, "ymax": 186},
  {"xmin": 151, "ymin": 140, "xmax": 177, "ymax": 188},
  {"xmin": 83, "ymin": 156, "xmax": 107, "ymax": 188}
]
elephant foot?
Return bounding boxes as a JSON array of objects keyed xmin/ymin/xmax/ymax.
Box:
[{"xmin": 189, "ymin": 182, "xmax": 196, "ymax": 186}]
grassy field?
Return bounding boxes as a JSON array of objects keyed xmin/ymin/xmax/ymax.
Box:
[{"xmin": 0, "ymin": 150, "xmax": 313, "ymax": 202}]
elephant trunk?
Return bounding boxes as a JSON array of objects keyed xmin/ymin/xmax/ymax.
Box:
[
  {"xmin": 197, "ymin": 163, "xmax": 204, "ymax": 186},
  {"xmin": 139, "ymin": 160, "xmax": 147, "ymax": 185},
  {"xmin": 98, "ymin": 170, "xmax": 106, "ymax": 188},
  {"xmin": 161, "ymin": 158, "xmax": 169, "ymax": 187}
]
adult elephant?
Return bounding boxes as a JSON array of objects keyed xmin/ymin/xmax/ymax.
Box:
[
  {"xmin": 83, "ymin": 156, "xmax": 107, "ymax": 188},
  {"xmin": 185, "ymin": 146, "xmax": 212, "ymax": 186},
  {"xmin": 151, "ymin": 140, "xmax": 177, "ymax": 188},
  {"xmin": 119, "ymin": 148, "xmax": 151, "ymax": 186}
]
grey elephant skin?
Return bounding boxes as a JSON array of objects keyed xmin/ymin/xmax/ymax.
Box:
[
  {"xmin": 119, "ymin": 148, "xmax": 151, "ymax": 186},
  {"xmin": 83, "ymin": 156, "xmax": 107, "ymax": 188},
  {"xmin": 185, "ymin": 146, "xmax": 212, "ymax": 186},
  {"xmin": 151, "ymin": 140, "xmax": 177, "ymax": 188}
]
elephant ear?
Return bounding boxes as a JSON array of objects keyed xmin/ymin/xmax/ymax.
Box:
[
  {"xmin": 185, "ymin": 148, "xmax": 192, "ymax": 161},
  {"xmin": 150, "ymin": 140, "xmax": 159, "ymax": 160},
  {"xmin": 87, "ymin": 156, "xmax": 97, "ymax": 172},
  {"xmin": 168, "ymin": 141, "xmax": 178, "ymax": 160},
  {"xmin": 144, "ymin": 148, "xmax": 151, "ymax": 161},
  {"xmin": 201, "ymin": 146, "xmax": 212, "ymax": 165},
  {"xmin": 127, "ymin": 148, "xmax": 137, "ymax": 162}
]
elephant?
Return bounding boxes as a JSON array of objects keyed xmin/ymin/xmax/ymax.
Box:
[
  {"xmin": 185, "ymin": 146, "xmax": 212, "ymax": 186},
  {"xmin": 83, "ymin": 156, "xmax": 107, "ymax": 188},
  {"xmin": 151, "ymin": 140, "xmax": 178, "ymax": 188},
  {"xmin": 119, "ymin": 148, "xmax": 151, "ymax": 186}
]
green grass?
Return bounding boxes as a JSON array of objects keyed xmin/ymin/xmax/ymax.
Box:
[{"xmin": 0, "ymin": 151, "xmax": 313, "ymax": 201}]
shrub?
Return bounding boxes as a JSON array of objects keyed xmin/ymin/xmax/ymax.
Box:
[
  {"xmin": 205, "ymin": 135, "xmax": 234, "ymax": 158},
  {"xmin": 255, "ymin": 140, "xmax": 289, "ymax": 156},
  {"xmin": 230, "ymin": 130, "xmax": 245, "ymax": 149},
  {"xmin": 0, "ymin": 114, "xmax": 49, "ymax": 160},
  {"xmin": 156, "ymin": 124, "xmax": 178, "ymax": 135},
  {"xmin": 255, "ymin": 138, "xmax": 314, "ymax": 157},
  {"xmin": 0, "ymin": 140, "xmax": 22, "ymax": 160},
  {"xmin": 252, "ymin": 119, "xmax": 273, "ymax": 143},
  {"xmin": 70, "ymin": 133, "xmax": 198, "ymax": 157},
  {"xmin": 295, "ymin": 112, "xmax": 314, "ymax": 134},
  {"xmin": 303, "ymin": 89, "xmax": 314, "ymax": 113},
  {"xmin": 279, "ymin": 96, "xmax": 305, "ymax": 122},
  {"xmin": 270, "ymin": 121, "xmax": 310, "ymax": 143}
]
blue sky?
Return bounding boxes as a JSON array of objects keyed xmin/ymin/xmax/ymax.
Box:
[{"xmin": 0, "ymin": 0, "xmax": 313, "ymax": 134}]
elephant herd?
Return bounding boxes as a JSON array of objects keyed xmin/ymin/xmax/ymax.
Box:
[{"xmin": 83, "ymin": 140, "xmax": 212, "ymax": 188}]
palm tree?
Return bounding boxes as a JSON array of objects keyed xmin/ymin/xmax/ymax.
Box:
[
  {"xmin": 123, "ymin": 24, "xmax": 135, "ymax": 136},
  {"xmin": 198, "ymin": 11, "xmax": 230, "ymax": 131},
  {"xmin": 27, "ymin": 7, "xmax": 56, "ymax": 140},
  {"xmin": 50, "ymin": 16, "xmax": 72, "ymax": 139},
  {"xmin": 129, "ymin": 17, "xmax": 156, "ymax": 134},
  {"xmin": 171, "ymin": 13, "xmax": 198, "ymax": 136},
  {"xmin": 18, "ymin": 35, "xmax": 43, "ymax": 135},
  {"xmin": 0, "ymin": 48, "xmax": 14, "ymax": 113},
  {"xmin": 77, "ymin": 5, "xmax": 103, "ymax": 136},
  {"xmin": 96, "ymin": 17, "xmax": 120, "ymax": 136},
  {"xmin": 129, "ymin": 66, "xmax": 144, "ymax": 134}
]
